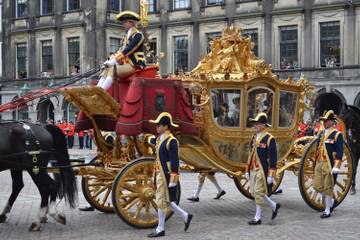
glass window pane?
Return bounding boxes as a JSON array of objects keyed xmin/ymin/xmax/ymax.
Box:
[
  {"xmin": 17, "ymin": 0, "xmax": 27, "ymax": 18},
  {"xmin": 279, "ymin": 92, "xmax": 298, "ymax": 128},
  {"xmin": 174, "ymin": 0, "xmax": 189, "ymax": 9},
  {"xmin": 42, "ymin": 0, "xmax": 53, "ymax": 15},
  {"xmin": 173, "ymin": 35, "xmax": 188, "ymax": 73},
  {"xmin": 109, "ymin": 37, "xmax": 122, "ymax": 54},
  {"xmin": 206, "ymin": 32, "xmax": 222, "ymax": 54},
  {"xmin": 242, "ymin": 28, "xmax": 258, "ymax": 57},
  {"xmin": 279, "ymin": 25, "xmax": 298, "ymax": 69},
  {"xmin": 68, "ymin": 0, "xmax": 80, "ymax": 11},
  {"xmin": 42, "ymin": 40, "xmax": 53, "ymax": 72},
  {"xmin": 247, "ymin": 88, "xmax": 274, "ymax": 127},
  {"xmin": 211, "ymin": 89, "xmax": 241, "ymax": 127},
  {"xmin": 148, "ymin": 0, "xmax": 156, "ymax": 13},
  {"xmin": 68, "ymin": 38, "xmax": 80, "ymax": 74},
  {"xmin": 17, "ymin": 43, "xmax": 27, "ymax": 78},
  {"xmin": 108, "ymin": 0, "xmax": 120, "ymax": 11},
  {"xmin": 207, "ymin": 0, "xmax": 223, "ymax": 5},
  {"xmin": 320, "ymin": 21, "xmax": 340, "ymax": 67}
]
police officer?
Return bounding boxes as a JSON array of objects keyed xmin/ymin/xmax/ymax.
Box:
[
  {"xmin": 147, "ymin": 112, "xmax": 193, "ymax": 238},
  {"xmin": 97, "ymin": 11, "xmax": 146, "ymax": 90},
  {"xmin": 247, "ymin": 112, "xmax": 281, "ymax": 225},
  {"xmin": 314, "ymin": 110, "xmax": 343, "ymax": 218}
]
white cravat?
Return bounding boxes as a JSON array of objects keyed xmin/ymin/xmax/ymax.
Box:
[
  {"xmin": 324, "ymin": 128, "xmax": 330, "ymax": 136},
  {"xmin": 256, "ymin": 132, "xmax": 262, "ymax": 141},
  {"xmin": 127, "ymin": 27, "xmax": 133, "ymax": 39},
  {"xmin": 159, "ymin": 133, "xmax": 166, "ymax": 142}
]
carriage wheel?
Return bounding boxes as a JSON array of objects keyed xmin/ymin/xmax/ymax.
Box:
[
  {"xmin": 81, "ymin": 160, "xmax": 115, "ymax": 213},
  {"xmin": 233, "ymin": 170, "xmax": 284, "ymax": 200},
  {"xmin": 298, "ymin": 139, "xmax": 353, "ymax": 211},
  {"xmin": 112, "ymin": 157, "xmax": 181, "ymax": 228}
]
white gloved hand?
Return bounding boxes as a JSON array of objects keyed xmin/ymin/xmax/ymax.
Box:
[
  {"xmin": 105, "ymin": 59, "xmax": 117, "ymax": 67},
  {"xmin": 245, "ymin": 172, "xmax": 250, "ymax": 181},
  {"xmin": 168, "ymin": 182, "xmax": 177, "ymax": 188},
  {"xmin": 267, "ymin": 176, "xmax": 274, "ymax": 184},
  {"xmin": 332, "ymin": 167, "xmax": 340, "ymax": 174}
]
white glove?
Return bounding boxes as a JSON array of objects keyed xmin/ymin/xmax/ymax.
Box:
[
  {"xmin": 105, "ymin": 59, "xmax": 117, "ymax": 67},
  {"xmin": 332, "ymin": 167, "xmax": 340, "ymax": 174},
  {"xmin": 245, "ymin": 172, "xmax": 250, "ymax": 181},
  {"xmin": 168, "ymin": 182, "xmax": 177, "ymax": 188},
  {"xmin": 267, "ymin": 176, "xmax": 274, "ymax": 184}
]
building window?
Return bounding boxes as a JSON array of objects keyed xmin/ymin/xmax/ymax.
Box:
[
  {"xmin": 41, "ymin": 40, "xmax": 53, "ymax": 75},
  {"xmin": 148, "ymin": 0, "xmax": 156, "ymax": 13},
  {"xmin": 207, "ymin": 0, "xmax": 223, "ymax": 6},
  {"xmin": 206, "ymin": 32, "xmax": 222, "ymax": 54},
  {"xmin": 16, "ymin": 0, "xmax": 27, "ymax": 18},
  {"xmin": 16, "ymin": 43, "xmax": 27, "ymax": 79},
  {"xmin": 67, "ymin": 0, "xmax": 80, "ymax": 11},
  {"xmin": 41, "ymin": 0, "xmax": 53, "ymax": 15},
  {"xmin": 279, "ymin": 25, "xmax": 298, "ymax": 69},
  {"xmin": 147, "ymin": 38, "xmax": 157, "ymax": 63},
  {"xmin": 68, "ymin": 38, "xmax": 80, "ymax": 75},
  {"xmin": 108, "ymin": 0, "xmax": 121, "ymax": 12},
  {"xmin": 242, "ymin": 28, "xmax": 258, "ymax": 57},
  {"xmin": 320, "ymin": 21, "xmax": 340, "ymax": 67},
  {"xmin": 173, "ymin": 0, "xmax": 190, "ymax": 10},
  {"xmin": 173, "ymin": 35, "xmax": 188, "ymax": 73},
  {"xmin": 109, "ymin": 37, "xmax": 122, "ymax": 55}
]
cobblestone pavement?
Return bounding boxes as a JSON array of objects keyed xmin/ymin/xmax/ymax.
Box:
[{"xmin": 0, "ymin": 149, "xmax": 359, "ymax": 240}]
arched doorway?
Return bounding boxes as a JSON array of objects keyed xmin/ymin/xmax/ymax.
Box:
[
  {"xmin": 314, "ymin": 88, "xmax": 346, "ymax": 118},
  {"xmin": 62, "ymin": 100, "xmax": 79, "ymax": 123},
  {"xmin": 354, "ymin": 92, "xmax": 360, "ymax": 109},
  {"xmin": 37, "ymin": 98, "xmax": 54, "ymax": 124},
  {"xmin": 12, "ymin": 96, "xmax": 29, "ymax": 121}
]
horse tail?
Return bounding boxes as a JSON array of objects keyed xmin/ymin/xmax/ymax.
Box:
[{"xmin": 45, "ymin": 124, "xmax": 77, "ymax": 208}]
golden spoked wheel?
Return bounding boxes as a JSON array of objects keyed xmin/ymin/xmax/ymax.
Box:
[
  {"xmin": 298, "ymin": 139, "xmax": 353, "ymax": 211},
  {"xmin": 233, "ymin": 170, "xmax": 284, "ymax": 200},
  {"xmin": 112, "ymin": 157, "xmax": 180, "ymax": 228},
  {"xmin": 81, "ymin": 160, "xmax": 116, "ymax": 213}
]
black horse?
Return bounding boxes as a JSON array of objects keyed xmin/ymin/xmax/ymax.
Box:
[
  {"xmin": 0, "ymin": 122, "xmax": 77, "ymax": 231},
  {"xmin": 340, "ymin": 104, "xmax": 360, "ymax": 195}
]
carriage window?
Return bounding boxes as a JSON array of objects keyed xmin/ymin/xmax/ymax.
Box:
[
  {"xmin": 247, "ymin": 88, "xmax": 274, "ymax": 127},
  {"xmin": 211, "ymin": 89, "xmax": 241, "ymax": 127},
  {"xmin": 279, "ymin": 91, "xmax": 297, "ymax": 128}
]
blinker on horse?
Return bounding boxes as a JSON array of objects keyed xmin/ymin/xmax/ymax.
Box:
[{"xmin": 0, "ymin": 122, "xmax": 77, "ymax": 231}]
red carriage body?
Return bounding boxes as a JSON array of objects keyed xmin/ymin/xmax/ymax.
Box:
[{"xmin": 75, "ymin": 66, "xmax": 197, "ymax": 135}]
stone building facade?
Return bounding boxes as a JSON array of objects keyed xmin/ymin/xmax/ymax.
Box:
[{"xmin": 1, "ymin": 0, "xmax": 360, "ymax": 123}]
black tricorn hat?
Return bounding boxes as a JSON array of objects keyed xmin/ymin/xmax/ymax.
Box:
[
  {"xmin": 319, "ymin": 110, "xmax": 336, "ymax": 121},
  {"xmin": 115, "ymin": 11, "xmax": 141, "ymax": 22},
  {"xmin": 149, "ymin": 112, "xmax": 179, "ymax": 128},
  {"xmin": 249, "ymin": 112, "xmax": 271, "ymax": 127}
]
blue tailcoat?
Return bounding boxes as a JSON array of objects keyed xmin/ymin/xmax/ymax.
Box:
[
  {"xmin": 151, "ymin": 134, "xmax": 179, "ymax": 202},
  {"xmin": 316, "ymin": 128, "xmax": 344, "ymax": 167},
  {"xmin": 247, "ymin": 132, "xmax": 277, "ymax": 193},
  {"xmin": 122, "ymin": 28, "xmax": 146, "ymax": 68}
]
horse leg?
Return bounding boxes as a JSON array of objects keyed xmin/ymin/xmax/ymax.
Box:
[
  {"xmin": 47, "ymin": 175, "xmax": 66, "ymax": 225},
  {"xmin": 0, "ymin": 170, "xmax": 24, "ymax": 223},
  {"xmin": 28, "ymin": 171, "xmax": 51, "ymax": 232},
  {"xmin": 351, "ymin": 155, "xmax": 359, "ymax": 195}
]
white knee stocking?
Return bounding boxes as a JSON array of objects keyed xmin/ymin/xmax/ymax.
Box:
[
  {"xmin": 207, "ymin": 175, "xmax": 223, "ymax": 193},
  {"xmin": 170, "ymin": 202, "xmax": 188, "ymax": 222},
  {"xmin": 325, "ymin": 195, "xmax": 332, "ymax": 214},
  {"xmin": 96, "ymin": 77, "xmax": 106, "ymax": 88},
  {"xmin": 156, "ymin": 209, "xmax": 165, "ymax": 233},
  {"xmin": 255, "ymin": 204, "xmax": 262, "ymax": 221},
  {"xmin": 101, "ymin": 76, "xmax": 113, "ymax": 90},
  {"xmin": 194, "ymin": 181, "xmax": 204, "ymax": 198},
  {"xmin": 264, "ymin": 195, "xmax": 276, "ymax": 210}
]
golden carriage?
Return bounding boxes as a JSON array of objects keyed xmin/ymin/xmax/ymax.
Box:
[{"xmin": 61, "ymin": 26, "xmax": 353, "ymax": 228}]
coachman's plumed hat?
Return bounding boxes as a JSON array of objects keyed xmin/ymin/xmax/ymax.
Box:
[
  {"xmin": 149, "ymin": 112, "xmax": 179, "ymax": 128},
  {"xmin": 115, "ymin": 11, "xmax": 141, "ymax": 21},
  {"xmin": 319, "ymin": 110, "xmax": 336, "ymax": 121},
  {"xmin": 249, "ymin": 112, "xmax": 272, "ymax": 127}
]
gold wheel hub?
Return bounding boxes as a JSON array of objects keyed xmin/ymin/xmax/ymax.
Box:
[{"xmin": 140, "ymin": 187, "xmax": 155, "ymax": 200}]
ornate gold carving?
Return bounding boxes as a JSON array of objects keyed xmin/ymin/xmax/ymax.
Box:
[{"xmin": 189, "ymin": 25, "xmax": 273, "ymax": 81}]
